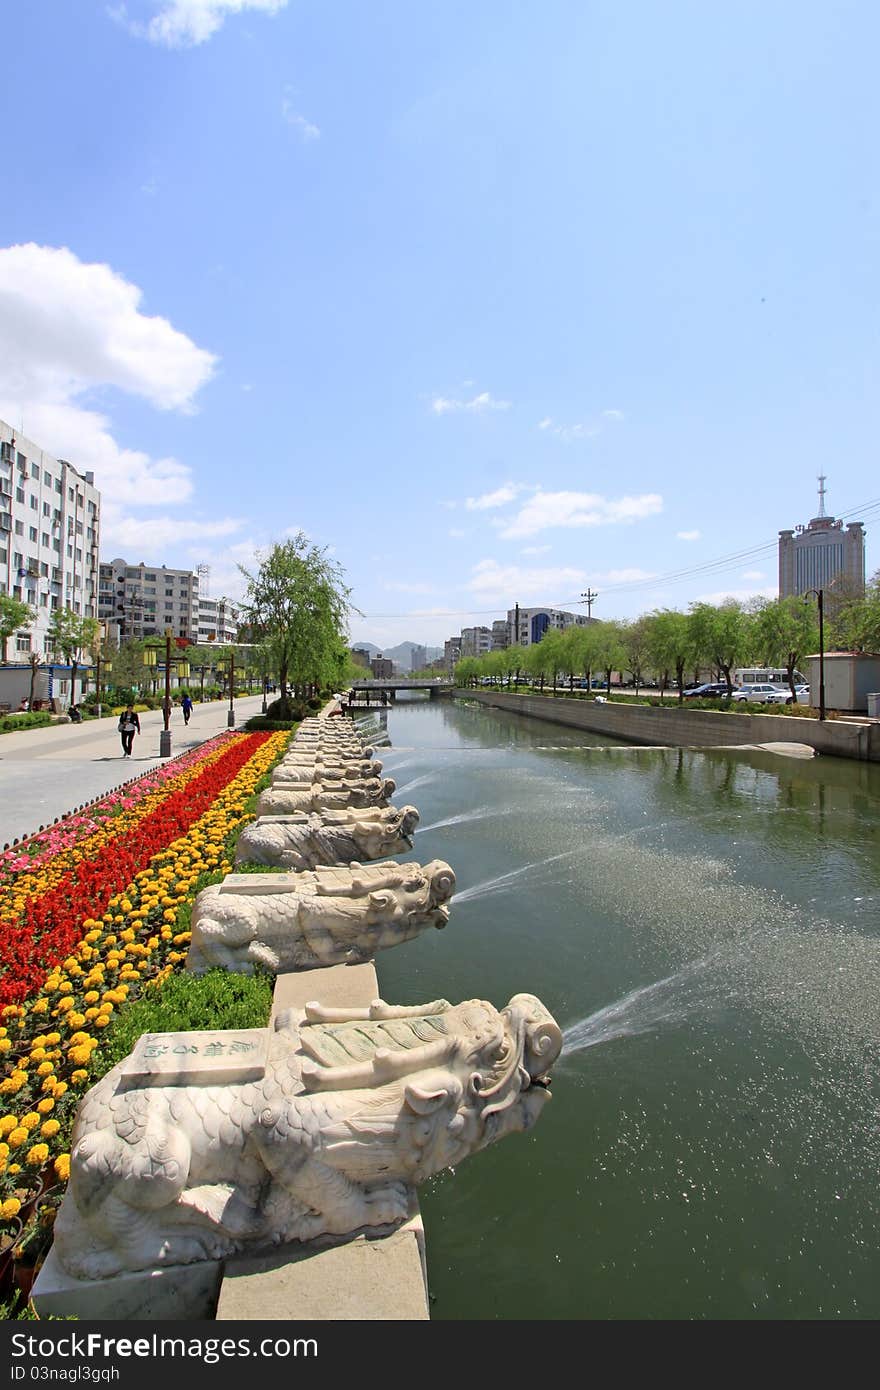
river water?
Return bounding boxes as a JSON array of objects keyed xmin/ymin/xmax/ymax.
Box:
[{"xmin": 360, "ymin": 697, "xmax": 880, "ymax": 1320}]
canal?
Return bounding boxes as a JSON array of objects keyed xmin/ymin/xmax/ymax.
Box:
[{"xmin": 363, "ymin": 696, "xmax": 880, "ymax": 1320}]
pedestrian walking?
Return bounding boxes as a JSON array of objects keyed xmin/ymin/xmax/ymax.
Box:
[
  {"xmin": 118, "ymin": 705, "xmax": 140, "ymax": 757},
  {"xmin": 181, "ymin": 693, "xmax": 193, "ymax": 725}
]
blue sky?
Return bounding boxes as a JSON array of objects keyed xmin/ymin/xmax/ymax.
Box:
[{"xmin": 0, "ymin": 1, "xmax": 877, "ymax": 648}]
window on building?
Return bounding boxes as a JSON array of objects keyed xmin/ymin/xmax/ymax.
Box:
[
  {"xmin": 55, "ymin": 480, "xmax": 62, "ymax": 495},
  {"xmin": 41, "ymin": 533, "xmax": 49, "ymax": 548},
  {"xmin": 68, "ymin": 487, "xmax": 74, "ymax": 502},
  {"xmin": 15, "ymin": 488, "xmax": 24, "ymax": 504},
  {"xmin": 14, "ymin": 521, "xmax": 23, "ymax": 536},
  {"xmin": 30, "ymin": 496, "xmax": 38, "ymax": 511},
  {"xmin": 40, "ymin": 562, "xmax": 48, "ymax": 577},
  {"xmin": 15, "ymin": 633, "xmax": 31, "ymax": 652},
  {"xmin": 40, "ymin": 593, "xmax": 48, "ymax": 608},
  {"xmin": 28, "ymin": 527, "xmax": 37, "ymax": 543},
  {"xmin": 30, "ymin": 464, "xmax": 40, "ymax": 481},
  {"xmin": 0, "ymin": 548, "xmax": 5, "ymax": 564},
  {"xmin": 42, "ymin": 502, "xmax": 50, "ymax": 517}
]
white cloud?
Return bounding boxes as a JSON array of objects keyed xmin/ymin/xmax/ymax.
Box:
[
  {"xmin": 499, "ymin": 490, "xmax": 663, "ymax": 540},
  {"xmin": 102, "ymin": 511, "xmax": 243, "ymax": 556},
  {"xmin": 538, "ymin": 410, "xmax": 624, "ymax": 443},
  {"xmin": 464, "ymin": 558, "xmax": 588, "ymax": 605},
  {"xmin": 521, "ymin": 545, "xmax": 551, "ymax": 556},
  {"xmin": 0, "ymin": 244, "xmax": 216, "ymax": 412},
  {"xmin": 465, "ymin": 482, "xmax": 526, "ymax": 512},
  {"xmin": 431, "ymin": 390, "xmax": 511, "ymax": 415},
  {"xmin": 184, "ymin": 538, "xmax": 263, "ymax": 601},
  {"xmin": 677, "ymin": 529, "xmax": 701, "ymax": 541},
  {"xmin": 741, "ymin": 569, "xmax": 765, "ymax": 581},
  {"xmin": 281, "ymin": 88, "xmax": 319, "ymax": 141},
  {"xmin": 115, "ymin": 0, "xmax": 288, "ymax": 47},
  {"xmin": 0, "ymin": 243, "xmax": 217, "ymax": 508}
]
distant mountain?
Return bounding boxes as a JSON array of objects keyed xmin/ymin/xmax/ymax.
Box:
[{"xmin": 351, "ymin": 640, "xmax": 443, "ymax": 671}]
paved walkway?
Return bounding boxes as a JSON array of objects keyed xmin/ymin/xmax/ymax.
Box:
[{"xmin": 0, "ymin": 696, "xmax": 268, "ymax": 846}]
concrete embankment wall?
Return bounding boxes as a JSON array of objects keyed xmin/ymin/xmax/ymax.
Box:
[{"xmin": 455, "ymin": 689, "xmax": 880, "ymax": 762}]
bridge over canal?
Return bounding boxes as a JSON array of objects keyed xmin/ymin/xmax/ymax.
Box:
[{"xmin": 345, "ymin": 678, "xmax": 454, "ymax": 706}]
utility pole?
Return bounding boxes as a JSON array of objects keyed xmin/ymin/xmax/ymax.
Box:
[
  {"xmin": 513, "ymin": 602, "xmax": 520, "ymax": 646},
  {"xmin": 580, "ymin": 589, "xmax": 599, "ymax": 620}
]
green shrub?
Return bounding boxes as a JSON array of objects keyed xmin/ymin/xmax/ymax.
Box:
[
  {"xmin": 244, "ymin": 716, "xmax": 300, "ymax": 731},
  {"xmin": 96, "ymin": 969, "xmax": 274, "ymax": 1077},
  {"xmin": 0, "ymin": 712, "xmax": 54, "ymax": 734}
]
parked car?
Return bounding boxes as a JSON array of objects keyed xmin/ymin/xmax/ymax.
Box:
[
  {"xmin": 731, "ymin": 683, "xmax": 789, "ymax": 705},
  {"xmin": 682, "ymin": 682, "xmax": 731, "ymax": 699},
  {"xmin": 790, "ymin": 684, "xmax": 810, "ymax": 705}
]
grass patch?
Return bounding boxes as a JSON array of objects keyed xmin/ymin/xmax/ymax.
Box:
[
  {"xmin": 0, "ymin": 712, "xmax": 53, "ymax": 734},
  {"xmin": 243, "ymin": 717, "xmax": 300, "ymax": 731},
  {"xmin": 96, "ymin": 968, "xmax": 274, "ymax": 1077}
]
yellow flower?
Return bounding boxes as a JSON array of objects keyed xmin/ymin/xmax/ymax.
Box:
[
  {"xmin": 0, "ymin": 1039, "xmax": 11, "ymax": 1054},
  {"xmin": 54, "ymin": 1154, "xmax": 70, "ymax": 1182},
  {"xmin": 68, "ymin": 1046, "xmax": 91, "ymax": 1067},
  {"xmin": 41, "ymin": 1120, "xmax": 60, "ymax": 1139},
  {"xmin": 1, "ymin": 1198, "xmax": 21, "ymax": 1219},
  {"xmin": 7, "ymin": 1127, "xmax": 28, "ymax": 1148},
  {"xmin": 0, "ymin": 1116, "xmax": 17, "ymax": 1136},
  {"xmin": 56, "ymin": 997, "xmax": 75, "ymax": 1013},
  {"xmin": 25, "ymin": 1143, "xmax": 50, "ymax": 1166},
  {"xmin": 20, "ymin": 1113, "xmax": 41, "ymax": 1131},
  {"xmin": 70, "ymin": 1070, "xmax": 89, "ymax": 1085},
  {"xmin": 31, "ymin": 999, "xmax": 49, "ymax": 1015},
  {"xmin": 93, "ymin": 1017, "xmax": 110, "ymax": 1029},
  {"xmin": 36, "ymin": 1062, "xmax": 54, "ymax": 1076},
  {"xmin": 41, "ymin": 1076, "xmax": 57, "ymax": 1094},
  {"xmin": 66, "ymin": 1013, "xmax": 87, "ymax": 1029},
  {"xmin": 52, "ymin": 1083, "xmax": 68, "ymax": 1098},
  {"xmin": 83, "ymin": 992, "xmax": 100, "ymax": 1004},
  {"xmin": 36, "ymin": 1099, "xmax": 54, "ymax": 1115},
  {"xmin": 29, "ymin": 1047, "xmax": 47, "ymax": 1062},
  {"xmin": 46, "ymin": 1033, "xmax": 61, "ymax": 1045}
]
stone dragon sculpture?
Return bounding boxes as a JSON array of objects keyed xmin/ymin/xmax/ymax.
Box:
[
  {"xmin": 186, "ymin": 860, "xmax": 455, "ymax": 973},
  {"xmin": 235, "ymin": 805, "xmax": 420, "ymax": 871},
  {"xmin": 52, "ymin": 994, "xmax": 561, "ymax": 1280},
  {"xmin": 256, "ymin": 776, "xmax": 395, "ymax": 816}
]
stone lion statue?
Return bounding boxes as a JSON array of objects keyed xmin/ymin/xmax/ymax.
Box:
[
  {"xmin": 257, "ymin": 776, "xmax": 395, "ymax": 816},
  {"xmin": 187, "ymin": 859, "xmax": 455, "ymax": 974},
  {"xmin": 52, "ymin": 993, "xmax": 562, "ymax": 1280},
  {"xmin": 235, "ymin": 805, "xmax": 420, "ymax": 871}
]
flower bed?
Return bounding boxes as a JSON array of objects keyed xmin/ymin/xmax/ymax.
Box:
[{"xmin": 0, "ymin": 729, "xmax": 289, "ymax": 1262}]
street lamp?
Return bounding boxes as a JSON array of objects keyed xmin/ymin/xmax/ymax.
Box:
[
  {"xmin": 217, "ymin": 650, "xmax": 237, "ymax": 729},
  {"xmin": 804, "ymin": 588, "xmax": 826, "ymax": 721},
  {"xmin": 161, "ymin": 628, "xmax": 173, "ymax": 757}
]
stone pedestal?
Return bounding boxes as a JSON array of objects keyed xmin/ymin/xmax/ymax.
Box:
[
  {"xmin": 31, "ymin": 1247, "xmax": 223, "ymax": 1322},
  {"xmin": 216, "ymin": 1210, "xmax": 428, "ymax": 1322}
]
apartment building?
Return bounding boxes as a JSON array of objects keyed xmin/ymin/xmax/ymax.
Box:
[
  {"xmin": 0, "ymin": 420, "xmax": 101, "ymax": 659},
  {"xmin": 98, "ymin": 559, "xmax": 200, "ymax": 643},
  {"xmin": 197, "ymin": 596, "xmax": 238, "ymax": 646}
]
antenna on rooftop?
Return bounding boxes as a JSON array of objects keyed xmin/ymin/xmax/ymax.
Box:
[
  {"xmin": 197, "ymin": 563, "xmax": 210, "ymax": 596},
  {"xmin": 817, "ymin": 473, "xmax": 827, "ymax": 518}
]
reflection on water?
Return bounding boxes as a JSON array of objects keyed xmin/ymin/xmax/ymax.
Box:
[{"xmin": 372, "ymin": 700, "xmax": 880, "ymax": 1320}]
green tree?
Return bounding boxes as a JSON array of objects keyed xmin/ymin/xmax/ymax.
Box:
[
  {"xmin": 591, "ymin": 621, "xmax": 627, "ymax": 697},
  {"xmin": 0, "ymin": 595, "xmax": 33, "ymax": 662},
  {"xmin": 620, "ymin": 617, "xmax": 650, "ymax": 695},
  {"xmin": 829, "ymin": 569, "xmax": 880, "ymax": 653},
  {"xmin": 239, "ymin": 534, "xmax": 352, "ymax": 718},
  {"xmin": 645, "ymin": 609, "xmax": 694, "ymax": 702},
  {"xmin": 47, "ymin": 608, "xmax": 99, "ymax": 703},
  {"xmin": 687, "ymin": 602, "xmax": 748, "ymax": 695},
  {"xmin": 751, "ymin": 597, "xmax": 819, "ymax": 698}
]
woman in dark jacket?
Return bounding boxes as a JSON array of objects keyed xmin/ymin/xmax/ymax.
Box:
[{"xmin": 118, "ymin": 706, "xmax": 140, "ymax": 757}]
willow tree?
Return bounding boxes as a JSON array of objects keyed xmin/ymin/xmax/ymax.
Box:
[{"xmin": 239, "ymin": 534, "xmax": 352, "ymax": 719}]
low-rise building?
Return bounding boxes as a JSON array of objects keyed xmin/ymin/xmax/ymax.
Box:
[
  {"xmin": 460, "ymin": 626, "xmax": 492, "ymax": 658},
  {"xmin": 370, "ymin": 655, "xmax": 394, "ymax": 678}
]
